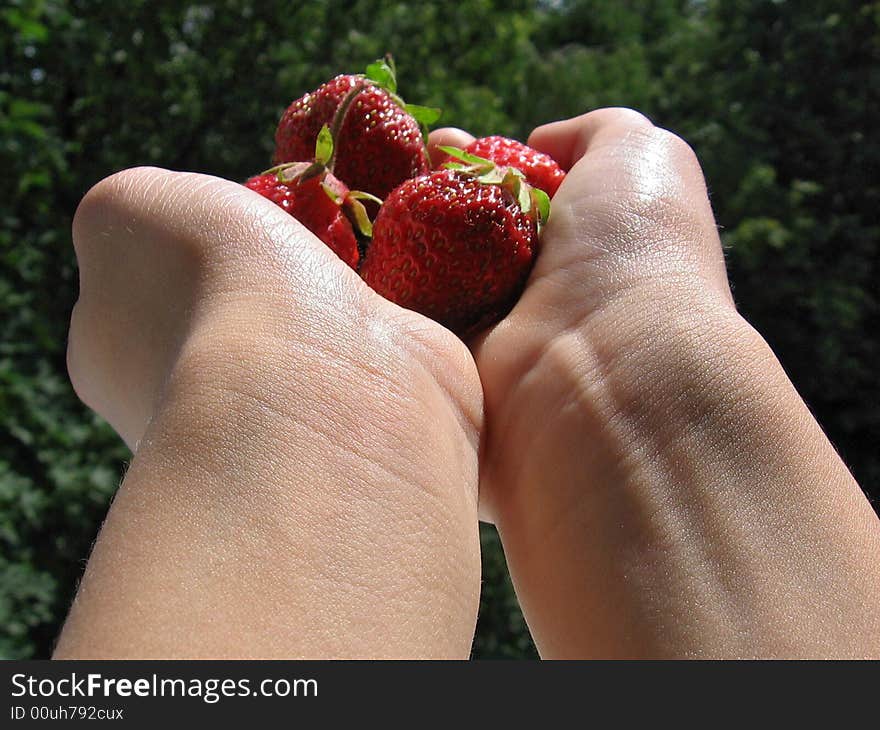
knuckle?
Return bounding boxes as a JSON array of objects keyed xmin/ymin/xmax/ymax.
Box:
[
  {"xmin": 604, "ymin": 107, "xmax": 654, "ymax": 131},
  {"xmin": 72, "ymin": 167, "xmax": 171, "ymax": 249},
  {"xmin": 654, "ymin": 127, "xmax": 701, "ymax": 171},
  {"xmin": 571, "ymin": 108, "xmax": 655, "ymax": 156},
  {"xmin": 79, "ymin": 165, "xmax": 169, "ymax": 210},
  {"xmin": 72, "ymin": 167, "xmax": 233, "ymax": 266}
]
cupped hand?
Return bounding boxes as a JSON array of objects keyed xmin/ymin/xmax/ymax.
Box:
[
  {"xmin": 61, "ymin": 167, "xmax": 482, "ymax": 658},
  {"xmin": 431, "ymin": 115, "xmax": 880, "ymax": 659},
  {"xmin": 431, "ymin": 112, "xmax": 733, "ymax": 523},
  {"xmin": 69, "ymin": 166, "xmax": 481, "ymax": 453}
]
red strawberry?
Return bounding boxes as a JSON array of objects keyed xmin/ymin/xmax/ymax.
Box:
[
  {"xmin": 359, "ymin": 168, "xmax": 549, "ymax": 336},
  {"xmin": 442, "ymin": 136, "xmax": 565, "ymax": 197},
  {"xmin": 245, "ymin": 169, "xmax": 360, "ymax": 269},
  {"xmin": 273, "ymin": 75, "xmax": 354, "ymax": 166},
  {"xmin": 273, "ymin": 64, "xmax": 433, "ymax": 201},
  {"xmin": 246, "ymin": 126, "xmax": 378, "ymax": 269}
]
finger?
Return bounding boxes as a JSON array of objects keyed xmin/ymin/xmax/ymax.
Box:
[
  {"xmin": 427, "ymin": 127, "xmax": 477, "ymax": 168},
  {"xmin": 528, "ymin": 107, "xmax": 654, "ymax": 171},
  {"xmin": 72, "ymin": 166, "xmax": 368, "ymax": 341}
]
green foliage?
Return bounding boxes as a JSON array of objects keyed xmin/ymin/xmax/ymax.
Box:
[{"xmin": 2, "ymin": 0, "xmax": 878, "ymax": 658}]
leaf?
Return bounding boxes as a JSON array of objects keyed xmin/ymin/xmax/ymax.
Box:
[
  {"xmin": 365, "ymin": 58, "xmax": 397, "ymax": 94},
  {"xmin": 475, "ymin": 168, "xmax": 506, "ymax": 184},
  {"xmin": 273, "ymin": 161, "xmax": 313, "ymax": 183},
  {"xmin": 348, "ymin": 190, "xmax": 384, "ymax": 207},
  {"xmin": 315, "ymin": 125, "xmax": 333, "ymax": 165},
  {"xmin": 320, "ymin": 182, "xmax": 340, "ymax": 203},
  {"xmin": 405, "ymin": 104, "xmax": 442, "ymax": 127},
  {"xmin": 346, "ymin": 199, "xmax": 374, "ymax": 238},
  {"xmin": 518, "ymin": 187, "xmax": 531, "ymax": 213},
  {"xmin": 510, "ymin": 175, "xmax": 530, "ymax": 213},
  {"xmin": 531, "ymin": 188, "xmax": 551, "ymax": 226},
  {"xmin": 437, "ymin": 146, "xmax": 493, "ymax": 167},
  {"xmin": 3, "ymin": 10, "xmax": 49, "ymax": 42}
]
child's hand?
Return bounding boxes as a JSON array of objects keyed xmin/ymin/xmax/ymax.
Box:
[
  {"xmin": 59, "ymin": 167, "xmax": 482, "ymax": 658},
  {"xmin": 433, "ymin": 110, "xmax": 734, "ymax": 521},
  {"xmin": 432, "ymin": 112, "xmax": 880, "ymax": 658}
]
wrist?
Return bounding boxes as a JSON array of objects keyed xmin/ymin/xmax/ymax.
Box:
[
  {"xmin": 488, "ymin": 284, "xmax": 768, "ymax": 523},
  {"xmin": 153, "ymin": 295, "xmax": 481, "ymax": 465},
  {"xmin": 583, "ymin": 287, "xmax": 771, "ymax": 454},
  {"xmin": 59, "ymin": 301, "xmax": 484, "ymax": 658},
  {"xmin": 493, "ymin": 288, "xmax": 880, "ymax": 658}
]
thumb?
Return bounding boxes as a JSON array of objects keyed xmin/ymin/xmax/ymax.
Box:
[{"xmin": 427, "ymin": 127, "xmax": 477, "ymax": 168}]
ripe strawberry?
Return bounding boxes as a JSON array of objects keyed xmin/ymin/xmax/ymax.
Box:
[
  {"xmin": 359, "ymin": 167, "xmax": 549, "ymax": 336},
  {"xmin": 273, "ymin": 75, "xmax": 355, "ymax": 166},
  {"xmin": 245, "ymin": 127, "xmax": 378, "ymax": 270},
  {"xmin": 273, "ymin": 59, "xmax": 437, "ymax": 201},
  {"xmin": 441, "ymin": 136, "xmax": 565, "ymax": 197},
  {"xmin": 245, "ymin": 169, "xmax": 360, "ymax": 269}
]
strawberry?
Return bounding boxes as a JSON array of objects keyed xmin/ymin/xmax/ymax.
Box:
[
  {"xmin": 273, "ymin": 75, "xmax": 355, "ymax": 167},
  {"xmin": 245, "ymin": 127, "xmax": 377, "ymax": 270},
  {"xmin": 273, "ymin": 58, "xmax": 438, "ymax": 202},
  {"xmin": 440, "ymin": 136, "xmax": 565, "ymax": 197},
  {"xmin": 359, "ymin": 162, "xmax": 550, "ymax": 337}
]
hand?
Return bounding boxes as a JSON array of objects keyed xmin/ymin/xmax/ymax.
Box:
[
  {"xmin": 432, "ymin": 110, "xmax": 734, "ymax": 521},
  {"xmin": 431, "ymin": 111, "xmax": 880, "ymax": 658},
  {"xmin": 59, "ymin": 167, "xmax": 482, "ymax": 658}
]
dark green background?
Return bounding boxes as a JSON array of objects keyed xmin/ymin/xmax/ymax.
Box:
[{"xmin": 2, "ymin": 0, "xmax": 877, "ymax": 659}]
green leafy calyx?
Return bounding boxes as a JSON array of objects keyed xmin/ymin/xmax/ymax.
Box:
[
  {"xmin": 314, "ymin": 125, "xmax": 334, "ymax": 166},
  {"xmin": 364, "ymin": 55, "xmax": 397, "ymax": 94},
  {"xmin": 442, "ymin": 147, "xmax": 551, "ymax": 228}
]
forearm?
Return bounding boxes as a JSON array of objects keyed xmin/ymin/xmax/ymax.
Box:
[
  {"xmin": 55, "ymin": 306, "xmax": 481, "ymax": 659},
  {"xmin": 496, "ymin": 290, "xmax": 880, "ymax": 658}
]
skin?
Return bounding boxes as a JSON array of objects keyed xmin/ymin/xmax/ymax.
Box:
[
  {"xmin": 57, "ymin": 109, "xmax": 880, "ymax": 659},
  {"xmin": 57, "ymin": 168, "xmax": 482, "ymax": 658},
  {"xmin": 434, "ymin": 111, "xmax": 880, "ymax": 658}
]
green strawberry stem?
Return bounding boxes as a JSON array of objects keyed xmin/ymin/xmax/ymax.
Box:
[
  {"xmin": 344, "ymin": 197, "xmax": 375, "ymax": 238},
  {"xmin": 343, "ymin": 191, "xmax": 383, "ymax": 238},
  {"xmin": 263, "ymin": 126, "xmax": 335, "ymax": 183},
  {"xmin": 530, "ymin": 187, "xmax": 551, "ymax": 228},
  {"xmin": 348, "ymin": 190, "xmax": 383, "ymax": 206},
  {"xmin": 314, "ymin": 124, "xmax": 334, "ymax": 165},
  {"xmin": 263, "ymin": 160, "xmax": 320, "ymax": 182},
  {"xmin": 438, "ymin": 145, "xmax": 495, "ymax": 171},
  {"xmin": 326, "ymin": 81, "xmax": 371, "ymax": 171}
]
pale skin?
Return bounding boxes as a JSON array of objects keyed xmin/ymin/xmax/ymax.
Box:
[{"xmin": 55, "ymin": 109, "xmax": 880, "ymax": 659}]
